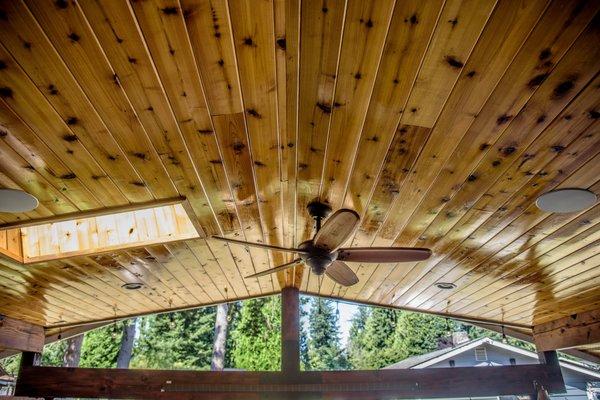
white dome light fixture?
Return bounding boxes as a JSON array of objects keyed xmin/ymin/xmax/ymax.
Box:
[
  {"xmin": 0, "ymin": 189, "xmax": 39, "ymax": 213},
  {"xmin": 536, "ymin": 189, "xmax": 597, "ymax": 214}
]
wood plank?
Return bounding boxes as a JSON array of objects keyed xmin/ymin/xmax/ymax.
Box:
[
  {"xmin": 343, "ymin": 0, "xmax": 443, "ymax": 214},
  {"xmin": 14, "ymin": 364, "xmax": 565, "ymax": 399},
  {"xmin": 351, "ymin": 0, "xmax": 599, "ymax": 308},
  {"xmin": 212, "ymin": 113, "xmax": 273, "ymax": 293},
  {"xmin": 340, "ymin": 0, "xmax": 550, "ymax": 299},
  {"xmin": 425, "ymin": 150, "xmax": 600, "ymax": 316},
  {"xmin": 384, "ymin": 71, "xmax": 600, "ymax": 308},
  {"xmin": 318, "ymin": 0, "xmax": 396, "ymax": 211},
  {"xmin": 118, "ymin": 0, "xmax": 237, "ymax": 237},
  {"xmin": 228, "ymin": 0, "xmax": 287, "ymax": 289},
  {"xmin": 0, "ymin": 315, "xmax": 43, "ymax": 352},
  {"xmin": 274, "ymin": 0, "xmax": 300, "ymax": 287},
  {"xmin": 372, "ymin": 0, "xmax": 591, "ymax": 250},
  {"xmin": 295, "ymin": 0, "xmax": 345, "ymax": 248},
  {"xmin": 402, "ymin": 0, "xmax": 497, "ymax": 128},
  {"xmin": 181, "ymin": 0, "xmax": 243, "ymax": 115},
  {"xmin": 0, "ymin": 1, "xmax": 157, "ymax": 204}
]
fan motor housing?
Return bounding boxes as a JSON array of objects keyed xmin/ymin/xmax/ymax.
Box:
[{"xmin": 298, "ymin": 240, "xmax": 337, "ymax": 275}]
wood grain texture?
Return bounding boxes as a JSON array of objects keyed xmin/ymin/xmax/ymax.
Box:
[
  {"xmin": 15, "ymin": 364, "xmax": 564, "ymax": 399},
  {"xmin": 0, "ymin": 315, "xmax": 43, "ymax": 352},
  {"xmin": 0, "ymin": 0, "xmax": 597, "ymax": 360}
]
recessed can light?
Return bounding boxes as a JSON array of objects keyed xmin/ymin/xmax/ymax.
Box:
[
  {"xmin": 0, "ymin": 189, "xmax": 39, "ymax": 213},
  {"xmin": 122, "ymin": 282, "xmax": 143, "ymax": 290},
  {"xmin": 536, "ymin": 189, "xmax": 597, "ymax": 213},
  {"xmin": 435, "ymin": 282, "xmax": 456, "ymax": 290}
]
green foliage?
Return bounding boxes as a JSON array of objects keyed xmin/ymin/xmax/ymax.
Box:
[
  {"xmin": 0, "ymin": 354, "xmax": 20, "ymax": 376},
  {"xmin": 347, "ymin": 308, "xmax": 460, "ymax": 369},
  {"xmin": 41, "ymin": 341, "xmax": 67, "ymax": 366},
  {"xmin": 229, "ymin": 296, "xmax": 281, "ymax": 371},
  {"xmin": 80, "ymin": 323, "xmax": 123, "ymax": 368},
  {"xmin": 357, "ymin": 308, "xmax": 401, "ymax": 369},
  {"xmin": 133, "ymin": 307, "xmax": 216, "ymax": 370},
  {"xmin": 346, "ymin": 306, "xmax": 369, "ymax": 369},
  {"xmin": 391, "ymin": 312, "xmax": 456, "ymax": 360},
  {"xmin": 306, "ymin": 298, "xmax": 347, "ymax": 370},
  {"xmin": 299, "ymin": 296, "xmax": 310, "ymax": 370}
]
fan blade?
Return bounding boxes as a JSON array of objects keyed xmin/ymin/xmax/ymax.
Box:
[
  {"xmin": 212, "ymin": 236, "xmax": 309, "ymax": 255},
  {"xmin": 337, "ymin": 247, "xmax": 432, "ymax": 263},
  {"xmin": 313, "ymin": 209, "xmax": 360, "ymax": 251},
  {"xmin": 326, "ymin": 260, "xmax": 359, "ymax": 287},
  {"xmin": 246, "ymin": 259, "xmax": 303, "ymax": 279}
]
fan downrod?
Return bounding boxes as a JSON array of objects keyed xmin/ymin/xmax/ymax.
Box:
[{"xmin": 307, "ymin": 200, "xmax": 332, "ymax": 232}]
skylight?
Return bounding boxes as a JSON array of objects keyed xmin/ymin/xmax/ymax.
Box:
[{"xmin": 0, "ymin": 201, "xmax": 201, "ymax": 264}]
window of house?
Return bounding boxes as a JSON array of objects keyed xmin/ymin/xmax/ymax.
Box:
[
  {"xmin": 509, "ymin": 358, "xmax": 516, "ymax": 365},
  {"xmin": 449, "ymin": 360, "xmax": 455, "ymax": 367},
  {"xmin": 474, "ymin": 347, "xmax": 488, "ymax": 361}
]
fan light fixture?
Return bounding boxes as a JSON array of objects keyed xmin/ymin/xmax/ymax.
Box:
[
  {"xmin": 536, "ymin": 189, "xmax": 596, "ymax": 213},
  {"xmin": 435, "ymin": 282, "xmax": 456, "ymax": 290},
  {"xmin": 122, "ymin": 282, "xmax": 143, "ymax": 290},
  {"xmin": 0, "ymin": 189, "xmax": 39, "ymax": 213}
]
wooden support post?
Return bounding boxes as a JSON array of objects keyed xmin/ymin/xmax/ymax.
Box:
[
  {"xmin": 281, "ymin": 287, "xmax": 300, "ymax": 375},
  {"xmin": 532, "ymin": 349, "xmax": 564, "ymax": 399},
  {"xmin": 16, "ymin": 351, "xmax": 42, "ymax": 398},
  {"xmin": 0, "ymin": 315, "xmax": 44, "ymax": 353},
  {"xmin": 533, "ymin": 309, "xmax": 600, "ymax": 351}
]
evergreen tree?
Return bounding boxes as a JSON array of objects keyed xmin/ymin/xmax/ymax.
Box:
[
  {"xmin": 133, "ymin": 307, "xmax": 216, "ymax": 370},
  {"xmin": 391, "ymin": 312, "xmax": 455, "ymax": 360},
  {"xmin": 359, "ymin": 308, "xmax": 400, "ymax": 369},
  {"xmin": 41, "ymin": 341, "xmax": 66, "ymax": 366},
  {"xmin": 299, "ymin": 296, "xmax": 310, "ymax": 370},
  {"xmin": 346, "ymin": 306, "xmax": 369, "ymax": 369},
  {"xmin": 229, "ymin": 296, "xmax": 281, "ymax": 371},
  {"xmin": 306, "ymin": 298, "xmax": 347, "ymax": 370},
  {"xmin": 79, "ymin": 323, "xmax": 123, "ymax": 368}
]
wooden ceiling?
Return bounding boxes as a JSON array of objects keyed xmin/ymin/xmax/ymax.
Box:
[{"xmin": 0, "ymin": 0, "xmax": 598, "ymax": 347}]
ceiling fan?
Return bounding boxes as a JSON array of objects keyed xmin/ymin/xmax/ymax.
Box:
[{"xmin": 212, "ymin": 201, "xmax": 432, "ymax": 287}]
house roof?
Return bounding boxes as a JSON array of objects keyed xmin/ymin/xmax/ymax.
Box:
[{"xmin": 384, "ymin": 337, "xmax": 600, "ymax": 379}]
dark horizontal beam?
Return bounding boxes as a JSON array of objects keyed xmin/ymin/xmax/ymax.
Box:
[
  {"xmin": 15, "ymin": 364, "xmax": 565, "ymax": 399},
  {"xmin": 0, "ymin": 320, "xmax": 111, "ymax": 360},
  {"xmin": 0, "ymin": 315, "xmax": 44, "ymax": 353}
]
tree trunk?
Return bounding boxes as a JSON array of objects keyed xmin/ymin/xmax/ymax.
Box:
[
  {"xmin": 116, "ymin": 319, "xmax": 136, "ymax": 369},
  {"xmin": 62, "ymin": 334, "xmax": 83, "ymax": 367},
  {"xmin": 211, "ymin": 303, "xmax": 229, "ymax": 370}
]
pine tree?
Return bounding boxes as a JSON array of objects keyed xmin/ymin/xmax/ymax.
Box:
[
  {"xmin": 230, "ymin": 296, "xmax": 281, "ymax": 371},
  {"xmin": 359, "ymin": 308, "xmax": 400, "ymax": 369},
  {"xmin": 306, "ymin": 298, "xmax": 347, "ymax": 370},
  {"xmin": 391, "ymin": 312, "xmax": 454, "ymax": 360},
  {"xmin": 79, "ymin": 323, "xmax": 123, "ymax": 368},
  {"xmin": 299, "ymin": 296, "xmax": 310, "ymax": 370},
  {"xmin": 133, "ymin": 308, "xmax": 216, "ymax": 370},
  {"xmin": 346, "ymin": 306, "xmax": 369, "ymax": 369},
  {"xmin": 41, "ymin": 341, "xmax": 66, "ymax": 366}
]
